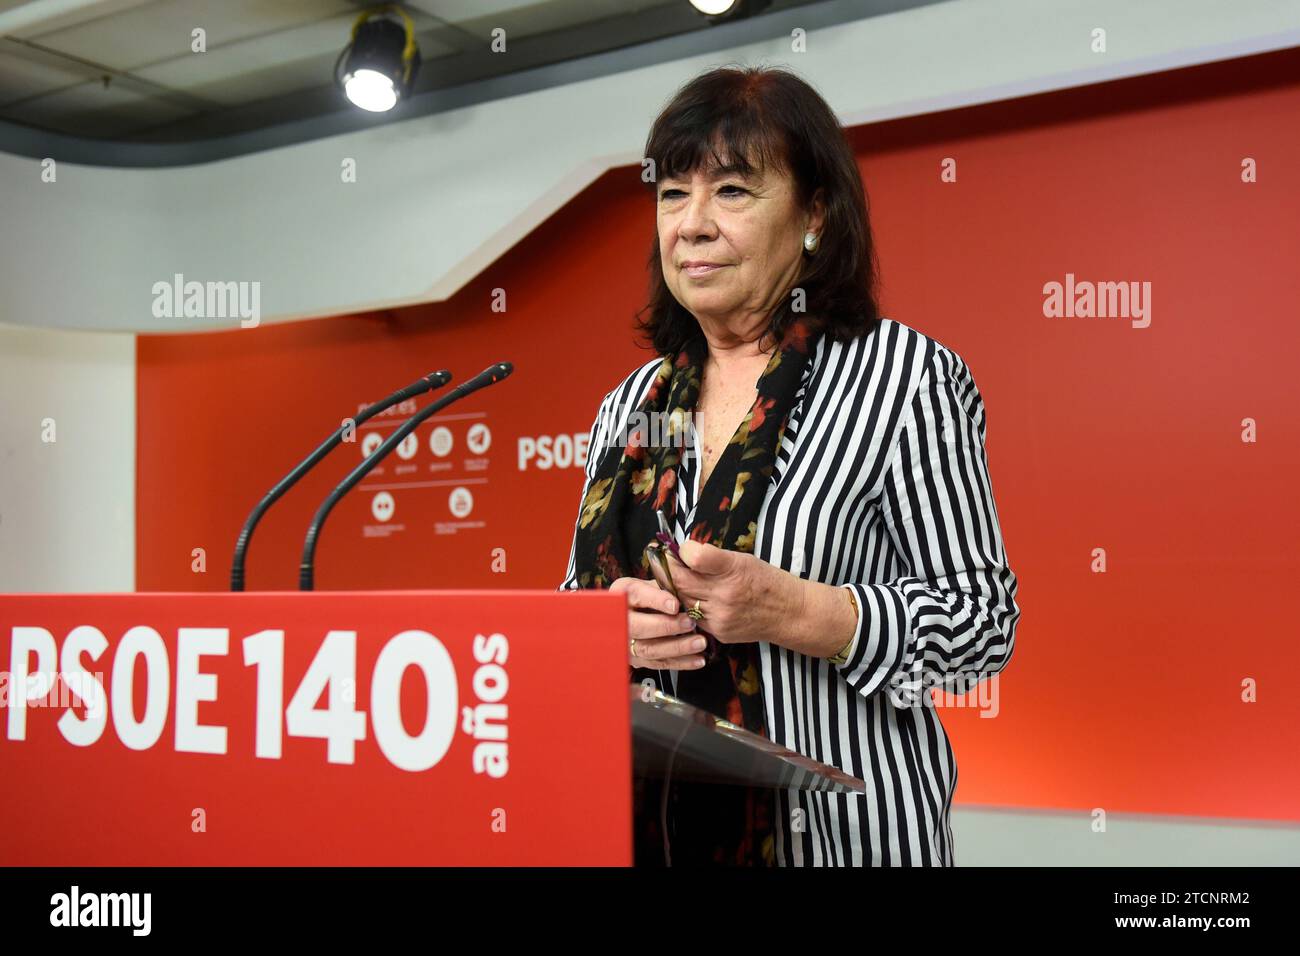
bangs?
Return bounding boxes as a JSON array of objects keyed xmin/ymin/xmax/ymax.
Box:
[{"xmin": 647, "ymin": 100, "xmax": 789, "ymax": 186}]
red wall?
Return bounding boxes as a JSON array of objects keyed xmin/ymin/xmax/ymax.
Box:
[{"xmin": 138, "ymin": 48, "xmax": 1300, "ymax": 822}]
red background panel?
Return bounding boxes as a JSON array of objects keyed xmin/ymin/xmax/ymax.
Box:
[{"xmin": 136, "ymin": 50, "xmax": 1300, "ymax": 822}]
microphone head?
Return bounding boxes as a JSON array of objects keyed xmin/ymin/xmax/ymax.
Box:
[
  {"xmin": 426, "ymin": 370, "xmax": 452, "ymax": 388},
  {"xmin": 455, "ymin": 362, "xmax": 513, "ymax": 395}
]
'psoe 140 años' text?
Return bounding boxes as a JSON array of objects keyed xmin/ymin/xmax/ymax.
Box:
[{"xmin": 462, "ymin": 632, "xmax": 509, "ymax": 778}]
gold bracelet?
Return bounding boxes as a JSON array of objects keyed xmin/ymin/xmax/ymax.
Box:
[{"xmin": 827, "ymin": 588, "xmax": 858, "ymax": 666}]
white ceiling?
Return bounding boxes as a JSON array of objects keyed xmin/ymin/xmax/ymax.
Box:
[{"xmin": 0, "ymin": 0, "xmax": 756, "ymax": 140}]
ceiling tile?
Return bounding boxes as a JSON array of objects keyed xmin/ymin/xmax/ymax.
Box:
[
  {"xmin": 0, "ymin": 77, "xmax": 194, "ymax": 138},
  {"xmin": 403, "ymin": 0, "xmax": 548, "ymax": 25},
  {"xmin": 26, "ymin": 0, "xmax": 358, "ymax": 72},
  {"xmin": 0, "ymin": 47, "xmax": 95, "ymax": 107},
  {"xmin": 427, "ymin": 0, "xmax": 658, "ymax": 43},
  {"xmin": 3, "ymin": 0, "xmax": 157, "ymax": 39},
  {"xmin": 147, "ymin": 47, "xmax": 342, "ymax": 108}
]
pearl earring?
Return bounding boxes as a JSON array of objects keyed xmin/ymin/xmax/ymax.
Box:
[{"xmin": 803, "ymin": 231, "xmax": 820, "ymax": 254}]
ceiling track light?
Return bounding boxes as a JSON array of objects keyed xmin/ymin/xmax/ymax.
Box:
[
  {"xmin": 335, "ymin": 4, "xmax": 422, "ymax": 113},
  {"xmin": 688, "ymin": 0, "xmax": 773, "ymax": 23}
]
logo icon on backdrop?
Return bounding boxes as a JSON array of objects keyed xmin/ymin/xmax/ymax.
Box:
[
  {"xmin": 430, "ymin": 426, "xmax": 454, "ymax": 457},
  {"xmin": 466, "ymin": 423, "xmax": 491, "ymax": 455},
  {"xmin": 395, "ymin": 432, "xmax": 418, "ymax": 460},
  {"xmin": 448, "ymin": 487, "xmax": 474, "ymax": 519},
  {"xmin": 361, "ymin": 432, "xmax": 383, "ymax": 458},
  {"xmin": 371, "ymin": 491, "xmax": 396, "ymax": 522}
]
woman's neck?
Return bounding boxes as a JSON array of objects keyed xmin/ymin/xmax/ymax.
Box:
[{"xmin": 698, "ymin": 318, "xmax": 776, "ymax": 382}]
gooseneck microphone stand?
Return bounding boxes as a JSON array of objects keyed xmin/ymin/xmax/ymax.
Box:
[{"xmin": 230, "ymin": 370, "xmax": 451, "ymax": 590}]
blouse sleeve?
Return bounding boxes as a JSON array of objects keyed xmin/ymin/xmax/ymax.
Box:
[
  {"xmin": 557, "ymin": 387, "xmax": 617, "ymax": 591},
  {"xmin": 834, "ymin": 346, "xmax": 1021, "ymax": 704}
]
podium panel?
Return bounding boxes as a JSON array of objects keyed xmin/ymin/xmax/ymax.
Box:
[
  {"xmin": 631, "ymin": 686, "xmax": 867, "ymax": 794},
  {"xmin": 0, "ymin": 590, "xmax": 632, "ymax": 866}
]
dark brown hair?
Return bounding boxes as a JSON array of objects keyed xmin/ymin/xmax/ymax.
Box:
[{"xmin": 635, "ymin": 64, "xmax": 881, "ymax": 356}]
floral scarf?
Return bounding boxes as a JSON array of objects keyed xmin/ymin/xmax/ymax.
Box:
[{"xmin": 572, "ymin": 313, "xmax": 818, "ymax": 866}]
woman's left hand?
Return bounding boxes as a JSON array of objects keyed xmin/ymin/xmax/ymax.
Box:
[{"xmin": 669, "ymin": 539, "xmax": 799, "ymax": 646}]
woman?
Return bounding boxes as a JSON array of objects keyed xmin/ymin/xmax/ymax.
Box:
[{"xmin": 559, "ymin": 65, "xmax": 1020, "ymax": 866}]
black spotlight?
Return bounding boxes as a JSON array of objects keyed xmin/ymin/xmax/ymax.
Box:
[{"xmin": 336, "ymin": 6, "xmax": 421, "ymax": 112}]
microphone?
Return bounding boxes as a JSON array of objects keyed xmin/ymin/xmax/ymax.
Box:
[
  {"xmin": 230, "ymin": 370, "xmax": 452, "ymax": 591},
  {"xmin": 299, "ymin": 361, "xmax": 514, "ymax": 591}
]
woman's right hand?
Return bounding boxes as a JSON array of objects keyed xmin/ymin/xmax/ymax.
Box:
[{"xmin": 609, "ymin": 576, "xmax": 707, "ymax": 670}]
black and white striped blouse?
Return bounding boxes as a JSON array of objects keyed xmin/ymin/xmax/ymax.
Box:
[{"xmin": 560, "ymin": 317, "xmax": 1021, "ymax": 866}]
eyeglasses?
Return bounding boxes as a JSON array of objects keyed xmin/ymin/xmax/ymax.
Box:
[
  {"xmin": 643, "ymin": 509, "xmax": 689, "ymax": 598},
  {"xmin": 643, "ymin": 509, "xmax": 718, "ymax": 662}
]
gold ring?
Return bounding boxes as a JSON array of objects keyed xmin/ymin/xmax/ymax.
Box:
[
  {"xmin": 629, "ymin": 638, "xmax": 638, "ymax": 657},
  {"xmin": 688, "ymin": 600, "xmax": 705, "ymax": 622}
]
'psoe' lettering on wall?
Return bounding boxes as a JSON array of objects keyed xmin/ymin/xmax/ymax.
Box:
[{"xmin": 517, "ymin": 433, "xmax": 590, "ymax": 471}]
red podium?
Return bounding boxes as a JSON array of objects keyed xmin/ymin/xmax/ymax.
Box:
[{"xmin": 0, "ymin": 591, "xmax": 863, "ymax": 866}]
